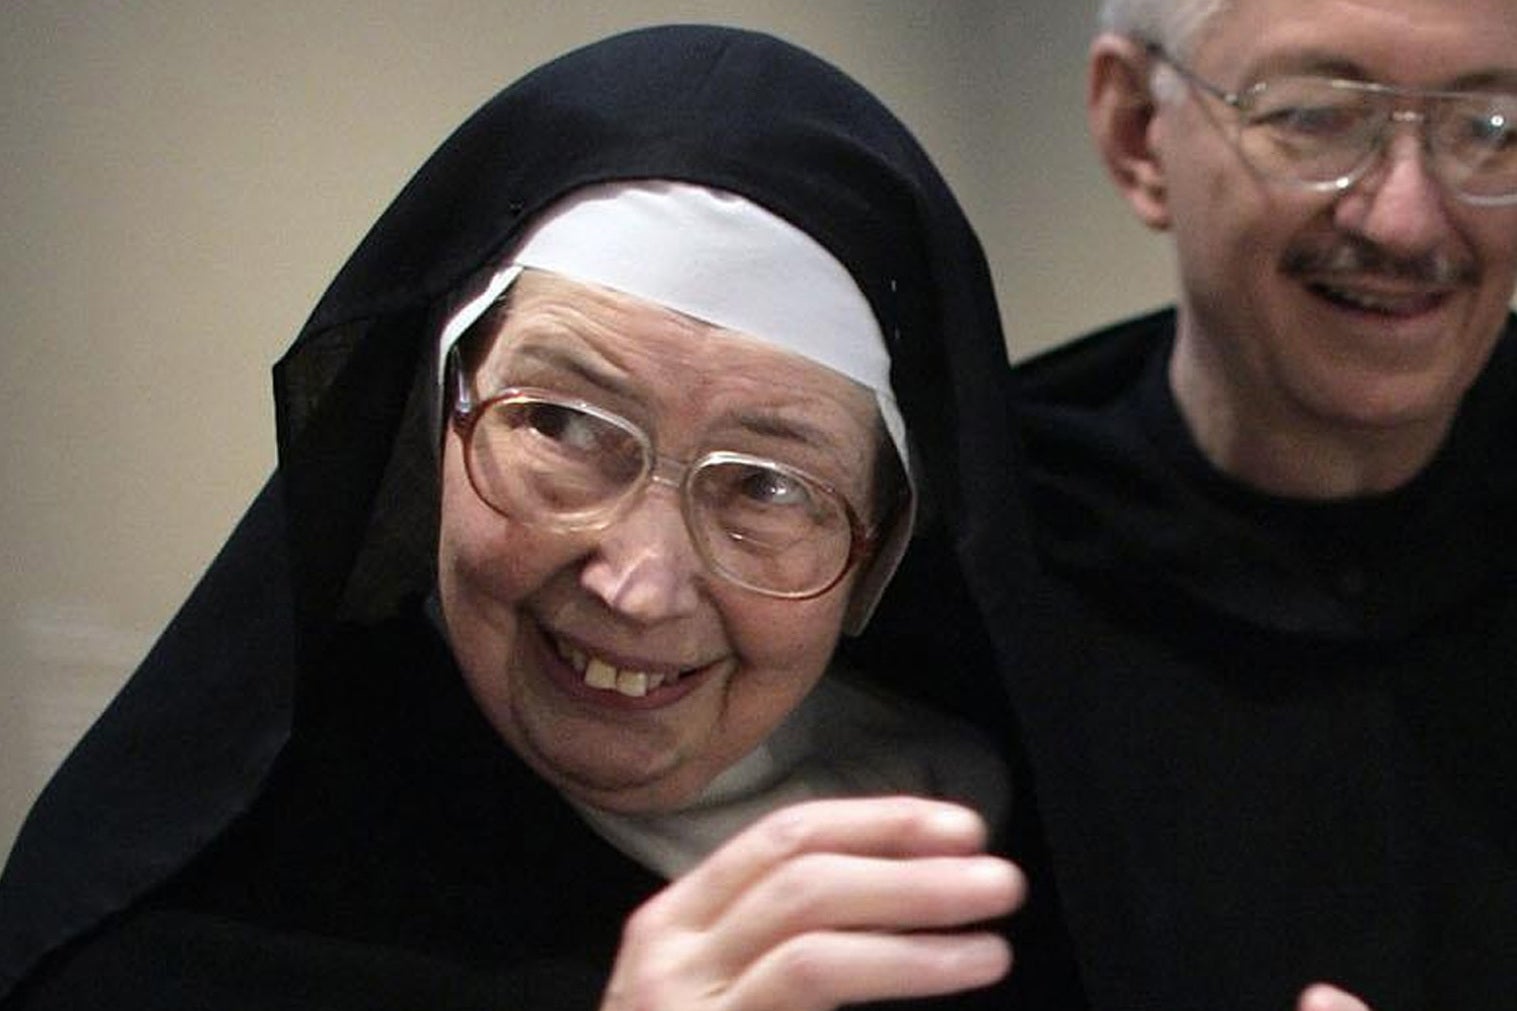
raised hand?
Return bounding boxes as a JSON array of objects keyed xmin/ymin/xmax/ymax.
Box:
[{"xmin": 600, "ymin": 796, "xmax": 1024, "ymax": 1011}]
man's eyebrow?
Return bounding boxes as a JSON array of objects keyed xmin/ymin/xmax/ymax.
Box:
[
  {"xmin": 1241, "ymin": 52, "xmax": 1377, "ymax": 84},
  {"xmin": 1446, "ymin": 69, "xmax": 1517, "ymax": 93}
]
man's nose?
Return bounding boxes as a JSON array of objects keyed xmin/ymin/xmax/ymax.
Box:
[
  {"xmin": 579, "ymin": 483, "xmax": 703, "ymax": 622},
  {"xmin": 1332, "ymin": 125, "xmax": 1454, "ymax": 258}
]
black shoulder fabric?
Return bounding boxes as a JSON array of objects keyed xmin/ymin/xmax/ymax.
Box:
[
  {"xmin": 0, "ymin": 477, "xmax": 295, "ymax": 996},
  {"xmin": 1002, "ymin": 310, "xmax": 1517, "ymax": 1010},
  {"xmin": 0, "ymin": 25, "xmax": 1027, "ymax": 999}
]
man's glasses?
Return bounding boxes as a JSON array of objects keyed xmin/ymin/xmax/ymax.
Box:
[
  {"xmin": 449, "ymin": 353, "xmax": 876, "ymax": 600},
  {"xmin": 1148, "ymin": 44, "xmax": 1517, "ymax": 206}
]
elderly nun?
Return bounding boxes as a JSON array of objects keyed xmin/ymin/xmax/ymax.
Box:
[{"xmin": 0, "ymin": 25, "xmax": 1032, "ymax": 1011}]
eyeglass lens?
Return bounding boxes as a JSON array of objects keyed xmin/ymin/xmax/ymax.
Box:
[
  {"xmin": 1238, "ymin": 77, "xmax": 1517, "ymax": 200},
  {"xmin": 686, "ymin": 456, "xmax": 854, "ymax": 595},
  {"xmin": 464, "ymin": 393, "xmax": 856, "ymax": 595}
]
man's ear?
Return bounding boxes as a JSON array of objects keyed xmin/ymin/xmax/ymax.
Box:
[{"xmin": 1087, "ymin": 33, "xmax": 1171, "ymax": 230}]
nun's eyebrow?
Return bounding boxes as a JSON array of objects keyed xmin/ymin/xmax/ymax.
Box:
[
  {"xmin": 490, "ymin": 341, "xmax": 631, "ymax": 397},
  {"xmin": 730, "ymin": 409, "xmax": 857, "ymax": 455}
]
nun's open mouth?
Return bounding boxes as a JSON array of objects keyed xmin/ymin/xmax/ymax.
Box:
[{"xmin": 554, "ymin": 638, "xmax": 693, "ymax": 699}]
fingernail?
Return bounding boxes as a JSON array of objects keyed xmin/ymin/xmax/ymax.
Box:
[{"xmin": 928, "ymin": 805, "xmax": 983, "ymax": 839}]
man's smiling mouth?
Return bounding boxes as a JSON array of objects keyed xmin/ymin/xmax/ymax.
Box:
[{"xmin": 1308, "ymin": 279, "xmax": 1449, "ymax": 316}]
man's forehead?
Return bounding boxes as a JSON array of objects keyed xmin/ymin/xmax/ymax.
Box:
[{"xmin": 1194, "ymin": 0, "xmax": 1517, "ymax": 84}]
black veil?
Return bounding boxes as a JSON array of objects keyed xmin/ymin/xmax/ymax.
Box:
[{"xmin": 0, "ymin": 25, "xmax": 1034, "ymax": 996}]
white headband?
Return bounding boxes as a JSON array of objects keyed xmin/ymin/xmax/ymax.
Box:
[
  {"xmin": 438, "ymin": 181, "xmax": 914, "ymax": 631},
  {"xmin": 439, "ymin": 181, "xmax": 908, "ymax": 475}
]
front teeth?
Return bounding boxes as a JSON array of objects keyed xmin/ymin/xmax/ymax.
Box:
[
  {"xmin": 1318, "ymin": 283, "xmax": 1434, "ymax": 314},
  {"xmin": 583, "ymin": 656, "xmax": 618, "ymax": 690},
  {"xmin": 1326, "ymin": 285, "xmax": 1395, "ymax": 311},
  {"xmin": 566, "ymin": 647, "xmax": 673, "ymax": 698}
]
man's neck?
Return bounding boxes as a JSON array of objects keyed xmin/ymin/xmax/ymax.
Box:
[{"xmin": 1167, "ymin": 331, "xmax": 1455, "ymax": 500}]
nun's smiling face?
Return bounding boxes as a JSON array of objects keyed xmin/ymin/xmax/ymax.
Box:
[{"xmin": 437, "ymin": 270, "xmax": 885, "ymax": 813}]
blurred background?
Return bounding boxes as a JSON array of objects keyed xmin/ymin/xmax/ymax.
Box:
[{"xmin": 0, "ymin": 1, "xmax": 1174, "ymax": 858}]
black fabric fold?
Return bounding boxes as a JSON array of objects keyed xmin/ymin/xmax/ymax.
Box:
[
  {"xmin": 0, "ymin": 476, "xmax": 295, "ymax": 997},
  {"xmin": 0, "ymin": 24, "xmax": 1040, "ymax": 1006},
  {"xmin": 998, "ymin": 308, "xmax": 1517, "ymax": 1010}
]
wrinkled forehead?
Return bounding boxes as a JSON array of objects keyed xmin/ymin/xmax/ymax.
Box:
[
  {"xmin": 477, "ymin": 270, "xmax": 850, "ymax": 382},
  {"xmin": 478, "ymin": 272, "xmax": 884, "ymax": 446},
  {"xmin": 1194, "ymin": 0, "xmax": 1517, "ymax": 83},
  {"xmin": 437, "ymin": 180, "xmax": 910, "ymax": 478}
]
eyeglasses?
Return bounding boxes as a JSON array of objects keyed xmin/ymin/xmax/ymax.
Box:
[
  {"xmin": 1148, "ymin": 45, "xmax": 1517, "ymax": 206},
  {"xmin": 449, "ymin": 356, "xmax": 876, "ymax": 600}
]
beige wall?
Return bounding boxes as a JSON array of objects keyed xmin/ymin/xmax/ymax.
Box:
[{"xmin": 0, "ymin": 1, "xmax": 1174, "ymax": 858}]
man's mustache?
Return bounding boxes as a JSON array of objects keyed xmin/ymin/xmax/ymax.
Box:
[{"xmin": 1283, "ymin": 237, "xmax": 1477, "ymax": 287}]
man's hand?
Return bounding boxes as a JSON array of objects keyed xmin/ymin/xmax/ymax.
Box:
[{"xmin": 600, "ymin": 796, "xmax": 1024, "ymax": 1011}]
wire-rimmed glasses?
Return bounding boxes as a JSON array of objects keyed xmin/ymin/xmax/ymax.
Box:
[{"xmin": 1148, "ymin": 44, "xmax": 1517, "ymax": 206}]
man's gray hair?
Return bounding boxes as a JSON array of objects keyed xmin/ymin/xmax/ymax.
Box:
[{"xmin": 1099, "ymin": 0, "xmax": 1232, "ymax": 58}]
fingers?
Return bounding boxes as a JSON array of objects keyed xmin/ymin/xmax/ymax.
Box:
[
  {"xmin": 712, "ymin": 851, "xmax": 1022, "ymax": 973},
  {"xmin": 1298, "ymin": 983, "xmax": 1373, "ymax": 1011},
  {"xmin": 723, "ymin": 930, "xmax": 1012, "ymax": 1011},
  {"xmin": 605, "ymin": 926, "xmax": 1010, "ymax": 1011},
  {"xmin": 659, "ymin": 796, "xmax": 994, "ymax": 928},
  {"xmin": 602, "ymin": 797, "xmax": 1023, "ymax": 1011}
]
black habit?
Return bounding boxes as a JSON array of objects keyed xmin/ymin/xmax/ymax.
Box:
[
  {"xmin": 997, "ymin": 309, "xmax": 1517, "ymax": 1010},
  {"xmin": 0, "ymin": 25, "xmax": 1029, "ymax": 1009}
]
